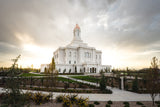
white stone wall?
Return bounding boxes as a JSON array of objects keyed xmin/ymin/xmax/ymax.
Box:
[
  {"xmin": 48, "ymin": 46, "xmax": 107, "ymax": 73},
  {"xmin": 40, "ymin": 24, "xmax": 111, "ymax": 73},
  {"xmin": 40, "ymin": 64, "xmax": 49, "ymax": 72}
]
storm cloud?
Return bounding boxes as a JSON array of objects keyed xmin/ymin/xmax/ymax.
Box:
[{"xmin": 0, "ymin": 0, "xmax": 160, "ymax": 68}]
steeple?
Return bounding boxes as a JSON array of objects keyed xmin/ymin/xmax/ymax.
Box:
[
  {"xmin": 67, "ymin": 24, "xmax": 87, "ymax": 47},
  {"xmin": 73, "ymin": 24, "xmax": 81, "ymax": 41}
]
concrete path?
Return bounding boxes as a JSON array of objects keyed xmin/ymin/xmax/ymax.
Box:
[
  {"xmin": 0, "ymin": 87, "xmax": 159, "ymax": 101},
  {"xmin": 58, "ymin": 75, "xmax": 160, "ymax": 101}
]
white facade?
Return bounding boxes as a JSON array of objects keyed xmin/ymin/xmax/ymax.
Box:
[{"xmin": 41, "ymin": 24, "xmax": 111, "ymax": 73}]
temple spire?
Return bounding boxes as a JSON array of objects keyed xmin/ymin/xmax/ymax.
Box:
[{"xmin": 73, "ymin": 24, "xmax": 81, "ymax": 41}]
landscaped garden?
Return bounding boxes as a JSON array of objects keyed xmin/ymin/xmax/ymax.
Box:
[{"xmin": 0, "ymin": 56, "xmax": 160, "ymax": 107}]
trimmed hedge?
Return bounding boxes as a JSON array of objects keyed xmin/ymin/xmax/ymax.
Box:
[
  {"xmin": 136, "ymin": 101, "xmax": 144, "ymax": 105},
  {"xmin": 94, "ymin": 101, "xmax": 100, "ymax": 105},
  {"xmin": 108, "ymin": 100, "xmax": 113, "ymax": 104},
  {"xmin": 88, "ymin": 104, "xmax": 95, "ymax": 107},
  {"xmin": 106, "ymin": 104, "xmax": 111, "ymax": 107}
]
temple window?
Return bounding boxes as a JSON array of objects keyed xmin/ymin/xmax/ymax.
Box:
[{"xmin": 69, "ymin": 52, "xmax": 71, "ymax": 57}]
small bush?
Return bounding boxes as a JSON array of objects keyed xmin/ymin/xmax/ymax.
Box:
[
  {"xmin": 94, "ymin": 101, "xmax": 100, "ymax": 105},
  {"xmin": 106, "ymin": 104, "xmax": 111, "ymax": 107},
  {"xmin": 31, "ymin": 92, "xmax": 51, "ymax": 105},
  {"xmin": 102, "ymin": 89, "xmax": 112, "ymax": 94},
  {"xmin": 62, "ymin": 97, "xmax": 72, "ymax": 107},
  {"xmin": 76, "ymin": 97, "xmax": 88, "ymax": 107},
  {"xmin": 69, "ymin": 94, "xmax": 78, "ymax": 104},
  {"xmin": 136, "ymin": 101, "xmax": 144, "ymax": 105},
  {"xmin": 56, "ymin": 95, "xmax": 64, "ymax": 103},
  {"xmin": 1, "ymin": 92, "xmax": 27, "ymax": 107},
  {"xmin": 124, "ymin": 105, "xmax": 130, "ymax": 107},
  {"xmin": 88, "ymin": 104, "xmax": 95, "ymax": 107},
  {"xmin": 25, "ymin": 92, "xmax": 33, "ymax": 101},
  {"xmin": 155, "ymin": 101, "xmax": 160, "ymax": 105},
  {"xmin": 108, "ymin": 100, "xmax": 113, "ymax": 104},
  {"xmin": 123, "ymin": 102, "xmax": 129, "ymax": 105},
  {"xmin": 55, "ymin": 94, "xmax": 88, "ymax": 107}
]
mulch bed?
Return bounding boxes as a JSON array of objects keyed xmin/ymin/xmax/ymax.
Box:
[{"xmin": 27, "ymin": 100, "xmax": 156, "ymax": 107}]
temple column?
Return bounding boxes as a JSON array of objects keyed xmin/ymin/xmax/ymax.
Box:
[{"xmin": 120, "ymin": 77, "xmax": 124, "ymax": 90}]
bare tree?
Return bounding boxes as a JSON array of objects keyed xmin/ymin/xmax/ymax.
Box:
[
  {"xmin": 2, "ymin": 55, "xmax": 28, "ymax": 106},
  {"xmin": 49, "ymin": 57, "xmax": 58, "ymax": 88},
  {"xmin": 146, "ymin": 57, "xmax": 159, "ymax": 106}
]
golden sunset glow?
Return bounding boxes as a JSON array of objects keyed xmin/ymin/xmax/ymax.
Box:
[{"xmin": 0, "ymin": 0, "xmax": 160, "ymax": 69}]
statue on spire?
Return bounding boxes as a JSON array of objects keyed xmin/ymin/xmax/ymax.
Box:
[{"xmin": 73, "ymin": 24, "xmax": 81, "ymax": 40}]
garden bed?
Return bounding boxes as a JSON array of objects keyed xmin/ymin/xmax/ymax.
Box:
[
  {"xmin": 20, "ymin": 87, "xmax": 112, "ymax": 94},
  {"xmin": 25, "ymin": 101, "xmax": 156, "ymax": 107}
]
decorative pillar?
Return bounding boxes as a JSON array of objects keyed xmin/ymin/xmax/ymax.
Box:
[{"xmin": 120, "ymin": 77, "xmax": 124, "ymax": 90}]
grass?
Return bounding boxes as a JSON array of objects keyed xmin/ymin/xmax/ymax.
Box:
[
  {"xmin": 57, "ymin": 77, "xmax": 77, "ymax": 83},
  {"xmin": 70, "ymin": 76, "xmax": 100, "ymax": 83},
  {"xmin": 19, "ymin": 73, "xmax": 44, "ymax": 77},
  {"xmin": 57, "ymin": 77, "xmax": 98, "ymax": 89}
]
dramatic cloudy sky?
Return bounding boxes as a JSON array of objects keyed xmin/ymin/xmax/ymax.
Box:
[{"xmin": 0, "ymin": 0, "xmax": 160, "ymax": 69}]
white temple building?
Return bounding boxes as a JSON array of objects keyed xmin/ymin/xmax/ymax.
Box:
[{"xmin": 40, "ymin": 24, "xmax": 111, "ymax": 73}]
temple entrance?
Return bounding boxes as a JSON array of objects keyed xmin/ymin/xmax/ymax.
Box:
[{"xmin": 90, "ymin": 67, "xmax": 97, "ymax": 73}]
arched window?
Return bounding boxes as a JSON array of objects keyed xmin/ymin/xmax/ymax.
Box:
[
  {"xmin": 69, "ymin": 52, "xmax": 71, "ymax": 57},
  {"xmin": 59, "ymin": 68, "xmax": 61, "ymax": 73},
  {"xmin": 92, "ymin": 67, "xmax": 94, "ymax": 73}
]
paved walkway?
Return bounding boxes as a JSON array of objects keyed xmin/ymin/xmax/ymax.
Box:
[
  {"xmin": 59, "ymin": 75, "xmax": 160, "ymax": 101},
  {"xmin": 0, "ymin": 75, "xmax": 159, "ymax": 101}
]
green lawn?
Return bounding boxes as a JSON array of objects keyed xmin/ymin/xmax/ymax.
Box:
[
  {"xmin": 58, "ymin": 77, "xmax": 78, "ymax": 83},
  {"xmin": 19, "ymin": 73, "xmax": 44, "ymax": 77},
  {"xmin": 57, "ymin": 77, "xmax": 98, "ymax": 88},
  {"xmin": 70, "ymin": 76, "xmax": 100, "ymax": 83}
]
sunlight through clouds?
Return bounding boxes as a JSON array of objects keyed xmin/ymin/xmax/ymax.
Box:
[
  {"xmin": 0, "ymin": 0, "xmax": 160, "ymax": 69},
  {"xmin": 14, "ymin": 32, "xmax": 53, "ymax": 68}
]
